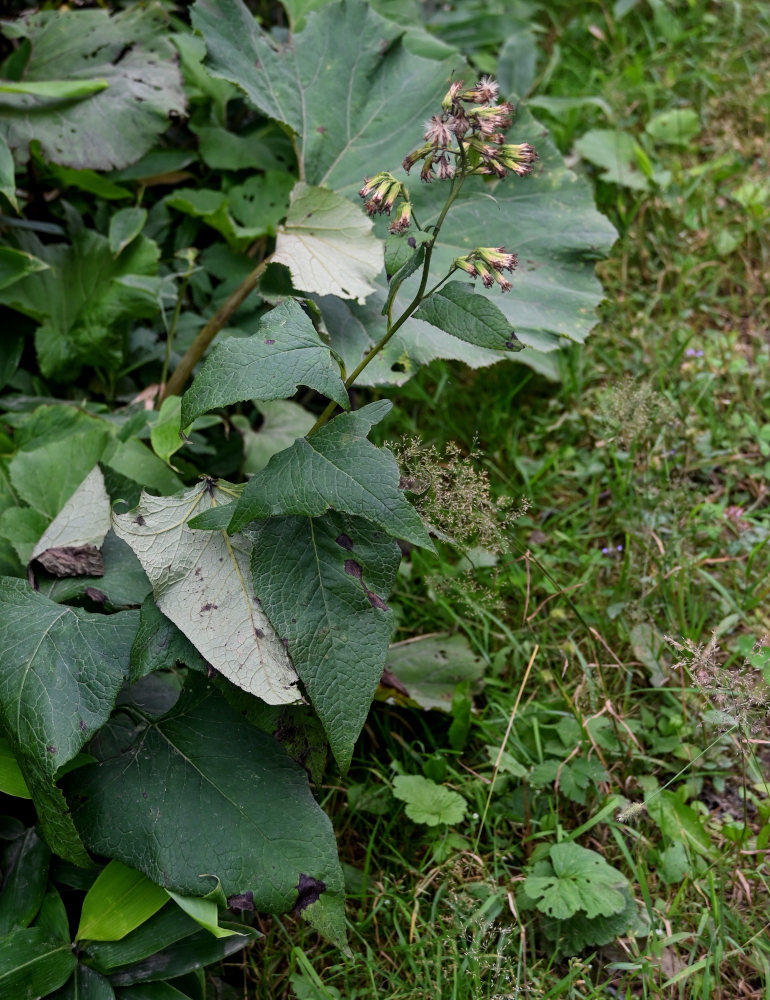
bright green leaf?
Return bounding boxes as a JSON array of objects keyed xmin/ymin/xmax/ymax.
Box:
[
  {"xmin": 524, "ymin": 843, "xmax": 628, "ymax": 920},
  {"xmin": 77, "ymin": 861, "xmax": 170, "ymax": 943},
  {"xmin": 248, "ymin": 512, "xmax": 400, "ymax": 771},
  {"xmin": 0, "ymin": 78, "xmax": 108, "ymax": 98},
  {"xmin": 0, "ymin": 506, "xmax": 49, "ymax": 564},
  {"xmin": 392, "ymin": 775, "xmax": 467, "ymax": 826},
  {"xmin": 228, "ymin": 171, "xmax": 295, "ymax": 236},
  {"xmin": 112, "ymin": 480, "xmax": 301, "ymax": 705},
  {"xmin": 645, "ymin": 108, "xmax": 700, "ymax": 146},
  {"xmin": 0, "ymin": 737, "xmax": 31, "ymax": 798},
  {"xmin": 226, "ymin": 401, "xmax": 433, "ymax": 549},
  {"xmin": 166, "ymin": 891, "xmax": 244, "ymax": 939},
  {"xmin": 9, "ymin": 428, "xmax": 110, "ymax": 519},
  {"xmin": 180, "ymin": 298, "xmax": 348, "ymax": 427},
  {"xmin": 574, "ymin": 129, "xmax": 651, "ymax": 191},
  {"xmin": 149, "ymin": 396, "xmax": 185, "ymax": 468}
]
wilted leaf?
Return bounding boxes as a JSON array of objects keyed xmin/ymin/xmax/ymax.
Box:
[
  {"xmin": 0, "ymin": 578, "xmax": 137, "ymax": 863},
  {"xmin": 112, "ymin": 480, "xmax": 300, "ymax": 705},
  {"xmin": 67, "ymin": 682, "xmax": 346, "ymax": 945},
  {"xmin": 273, "ymin": 183, "xmax": 382, "ymax": 302},
  {"xmin": 180, "ymin": 297, "xmax": 348, "ymax": 426},
  {"xmin": 382, "ymin": 632, "xmax": 486, "ymax": 711},
  {"xmin": 248, "ymin": 512, "xmax": 400, "ymax": 771},
  {"xmin": 225, "ymin": 401, "xmax": 433, "ymax": 549},
  {"xmin": 392, "ymin": 775, "xmax": 467, "ymax": 826},
  {"xmin": 0, "ymin": 7, "xmax": 186, "ymax": 170},
  {"xmin": 29, "ymin": 466, "xmax": 111, "ymax": 577}
]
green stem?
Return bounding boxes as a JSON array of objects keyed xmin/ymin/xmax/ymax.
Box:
[
  {"xmin": 157, "ymin": 270, "xmax": 192, "ymax": 408},
  {"xmin": 308, "ymin": 156, "xmax": 469, "ymax": 436},
  {"xmin": 161, "ymin": 255, "xmax": 271, "ymax": 402}
]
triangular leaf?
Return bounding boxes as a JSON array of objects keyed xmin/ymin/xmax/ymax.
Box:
[
  {"xmin": 226, "ymin": 401, "xmax": 433, "ymax": 549},
  {"xmin": 273, "ymin": 183, "xmax": 383, "ymax": 303},
  {"xmin": 248, "ymin": 513, "xmax": 400, "ymax": 771},
  {"xmin": 112, "ymin": 481, "xmax": 301, "ymax": 705},
  {"xmin": 66, "ymin": 683, "xmax": 346, "ymax": 946},
  {"xmin": 180, "ymin": 298, "xmax": 348, "ymax": 426},
  {"xmin": 29, "ymin": 465, "xmax": 111, "ymax": 577}
]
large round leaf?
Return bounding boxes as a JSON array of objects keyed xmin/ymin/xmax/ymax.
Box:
[{"xmin": 66, "ymin": 682, "xmax": 346, "ymax": 946}]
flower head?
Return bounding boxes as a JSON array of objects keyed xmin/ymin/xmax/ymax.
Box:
[
  {"xmin": 424, "ymin": 115, "xmax": 454, "ymax": 147},
  {"xmin": 388, "ymin": 200, "xmax": 412, "ymax": 234},
  {"xmin": 441, "ymin": 80, "xmax": 464, "ymax": 110},
  {"xmin": 462, "ymin": 76, "xmax": 500, "ymax": 105},
  {"xmin": 359, "ymin": 171, "xmax": 402, "ymax": 214},
  {"xmin": 476, "ymin": 246, "xmax": 518, "ymax": 273}
]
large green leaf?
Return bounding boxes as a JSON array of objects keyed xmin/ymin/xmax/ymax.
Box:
[
  {"xmin": 180, "ymin": 298, "xmax": 348, "ymax": 427},
  {"xmin": 222, "ymin": 401, "xmax": 432, "ymax": 548},
  {"xmin": 112, "ymin": 481, "xmax": 301, "ymax": 705},
  {"xmin": 191, "ymin": 0, "xmax": 455, "ymax": 189},
  {"xmin": 0, "ymin": 578, "xmax": 137, "ymax": 862},
  {"xmin": 0, "ymin": 224, "xmax": 160, "ymax": 379},
  {"xmin": 273, "ymin": 183, "xmax": 383, "ymax": 302},
  {"xmin": 0, "ymin": 927, "xmax": 77, "ymax": 999},
  {"xmin": 0, "ymin": 7, "xmax": 185, "ymax": 170},
  {"xmin": 248, "ymin": 512, "xmax": 400, "ymax": 771},
  {"xmin": 414, "ymin": 281, "xmax": 522, "ymax": 351},
  {"xmin": 66, "ymin": 682, "xmax": 346, "ymax": 945}
]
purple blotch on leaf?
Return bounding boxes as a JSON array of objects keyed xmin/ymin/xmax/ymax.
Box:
[
  {"xmin": 336, "ymin": 533, "xmax": 354, "ymax": 551},
  {"xmin": 255, "ymin": 628, "xmax": 265, "ymax": 639},
  {"xmin": 265, "ymin": 338, "xmax": 276, "ymax": 345},
  {"xmin": 294, "ymin": 873, "xmax": 326, "ymax": 913},
  {"xmin": 134, "ymin": 515, "xmax": 146, "ymax": 526},
  {"xmin": 407, "ymin": 236, "xmax": 416, "ymax": 248},
  {"xmin": 345, "ymin": 559, "xmax": 389, "ymax": 611},
  {"xmin": 201, "ymin": 603, "xmax": 217, "ymax": 612}
]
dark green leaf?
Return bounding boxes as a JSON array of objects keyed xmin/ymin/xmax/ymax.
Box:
[
  {"xmin": 249, "ymin": 513, "xmax": 400, "ymax": 771},
  {"xmin": 227, "ymin": 401, "xmax": 433, "ymax": 549},
  {"xmin": 109, "ymin": 209, "xmax": 148, "ymax": 258},
  {"xmin": 0, "ymin": 247, "xmax": 47, "ymax": 290},
  {"xmin": 115, "ymin": 984, "xmax": 190, "ymax": 1000},
  {"xmin": 67, "ymin": 683, "xmax": 346, "ymax": 946},
  {"xmin": 48, "ymin": 965, "xmax": 116, "ymax": 1000},
  {"xmin": 227, "ymin": 172, "xmax": 295, "ymax": 236},
  {"xmin": 0, "ymin": 578, "xmax": 138, "ymax": 861},
  {"xmin": 107, "ymin": 924, "xmax": 255, "ymax": 986},
  {"xmin": 191, "ymin": 0, "xmax": 455, "ymax": 189},
  {"xmin": 414, "ymin": 281, "xmax": 522, "ymax": 351},
  {"xmin": 180, "ymin": 298, "xmax": 348, "ymax": 426},
  {"xmin": 0, "ymin": 330, "xmax": 24, "ymax": 391},
  {"xmin": 0, "ymin": 132, "xmax": 17, "ymax": 211},
  {"xmin": 384, "ymin": 231, "xmax": 432, "ymax": 277},
  {"xmin": 0, "ymin": 8, "xmax": 185, "ymax": 170},
  {"xmin": 0, "ymin": 827, "xmax": 50, "ymax": 933},
  {"xmin": 81, "ymin": 905, "xmax": 196, "ymax": 975},
  {"xmin": 130, "ymin": 597, "xmax": 206, "ymax": 683},
  {"xmin": 0, "ymin": 927, "xmax": 76, "ymax": 999},
  {"xmin": 33, "ymin": 888, "xmax": 70, "ymax": 943},
  {"xmin": 382, "ymin": 244, "xmax": 426, "ymax": 318}
]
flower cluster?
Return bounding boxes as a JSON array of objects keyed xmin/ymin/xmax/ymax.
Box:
[
  {"xmin": 453, "ymin": 246, "xmax": 518, "ymax": 292},
  {"xmin": 358, "ymin": 171, "xmax": 413, "ymax": 234},
  {"xmin": 402, "ymin": 76, "xmax": 538, "ymax": 183}
]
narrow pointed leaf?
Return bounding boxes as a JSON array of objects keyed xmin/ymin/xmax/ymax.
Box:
[
  {"xmin": 49, "ymin": 966, "xmax": 115, "ymax": 1000},
  {"xmin": 249, "ymin": 513, "xmax": 400, "ymax": 771},
  {"xmin": 66, "ymin": 683, "xmax": 346, "ymax": 946},
  {"xmin": 112, "ymin": 482, "xmax": 300, "ymax": 705},
  {"xmin": 0, "ymin": 247, "xmax": 48, "ymax": 290},
  {"xmin": 76, "ymin": 861, "xmax": 169, "ymax": 943},
  {"xmin": 228, "ymin": 401, "xmax": 433, "ymax": 549},
  {"xmin": 414, "ymin": 281, "xmax": 523, "ymax": 351},
  {"xmin": 273, "ymin": 183, "xmax": 383, "ymax": 303},
  {"xmin": 165, "ymin": 892, "xmax": 242, "ymax": 939},
  {"xmin": 0, "ymin": 928, "xmax": 76, "ymax": 999},
  {"xmin": 0, "ymin": 578, "xmax": 137, "ymax": 861},
  {"xmin": 0, "ymin": 827, "xmax": 50, "ymax": 933},
  {"xmin": 180, "ymin": 298, "xmax": 348, "ymax": 427}
]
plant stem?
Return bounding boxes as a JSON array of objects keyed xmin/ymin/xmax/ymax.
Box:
[
  {"xmin": 308, "ymin": 164, "xmax": 468, "ymax": 436},
  {"xmin": 157, "ymin": 270, "xmax": 192, "ymax": 408},
  {"xmin": 161, "ymin": 255, "xmax": 271, "ymax": 402}
]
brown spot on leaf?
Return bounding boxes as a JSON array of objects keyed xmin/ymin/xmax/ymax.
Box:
[
  {"xmin": 135, "ymin": 515, "xmax": 146, "ymax": 526},
  {"xmin": 344, "ymin": 559, "xmax": 389, "ymax": 611},
  {"xmin": 294, "ymin": 873, "xmax": 326, "ymax": 913},
  {"xmin": 84, "ymin": 587, "xmax": 106, "ymax": 604},
  {"xmin": 47, "ymin": 745, "xmax": 57, "ymax": 755},
  {"xmin": 336, "ymin": 533, "xmax": 354, "ymax": 550},
  {"xmin": 201, "ymin": 603, "xmax": 217, "ymax": 612},
  {"xmin": 254, "ymin": 628, "xmax": 265, "ymax": 639},
  {"xmin": 33, "ymin": 545, "xmax": 104, "ymax": 578},
  {"xmin": 380, "ymin": 667, "xmax": 410, "ymax": 696},
  {"xmin": 264, "ymin": 338, "xmax": 276, "ymax": 345},
  {"xmin": 316, "ymin": 126, "xmax": 325, "ymax": 134},
  {"xmin": 344, "ymin": 559, "xmax": 363, "ymax": 581}
]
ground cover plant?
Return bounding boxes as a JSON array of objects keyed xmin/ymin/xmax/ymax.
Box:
[{"xmin": 0, "ymin": 0, "xmax": 768, "ymax": 998}]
